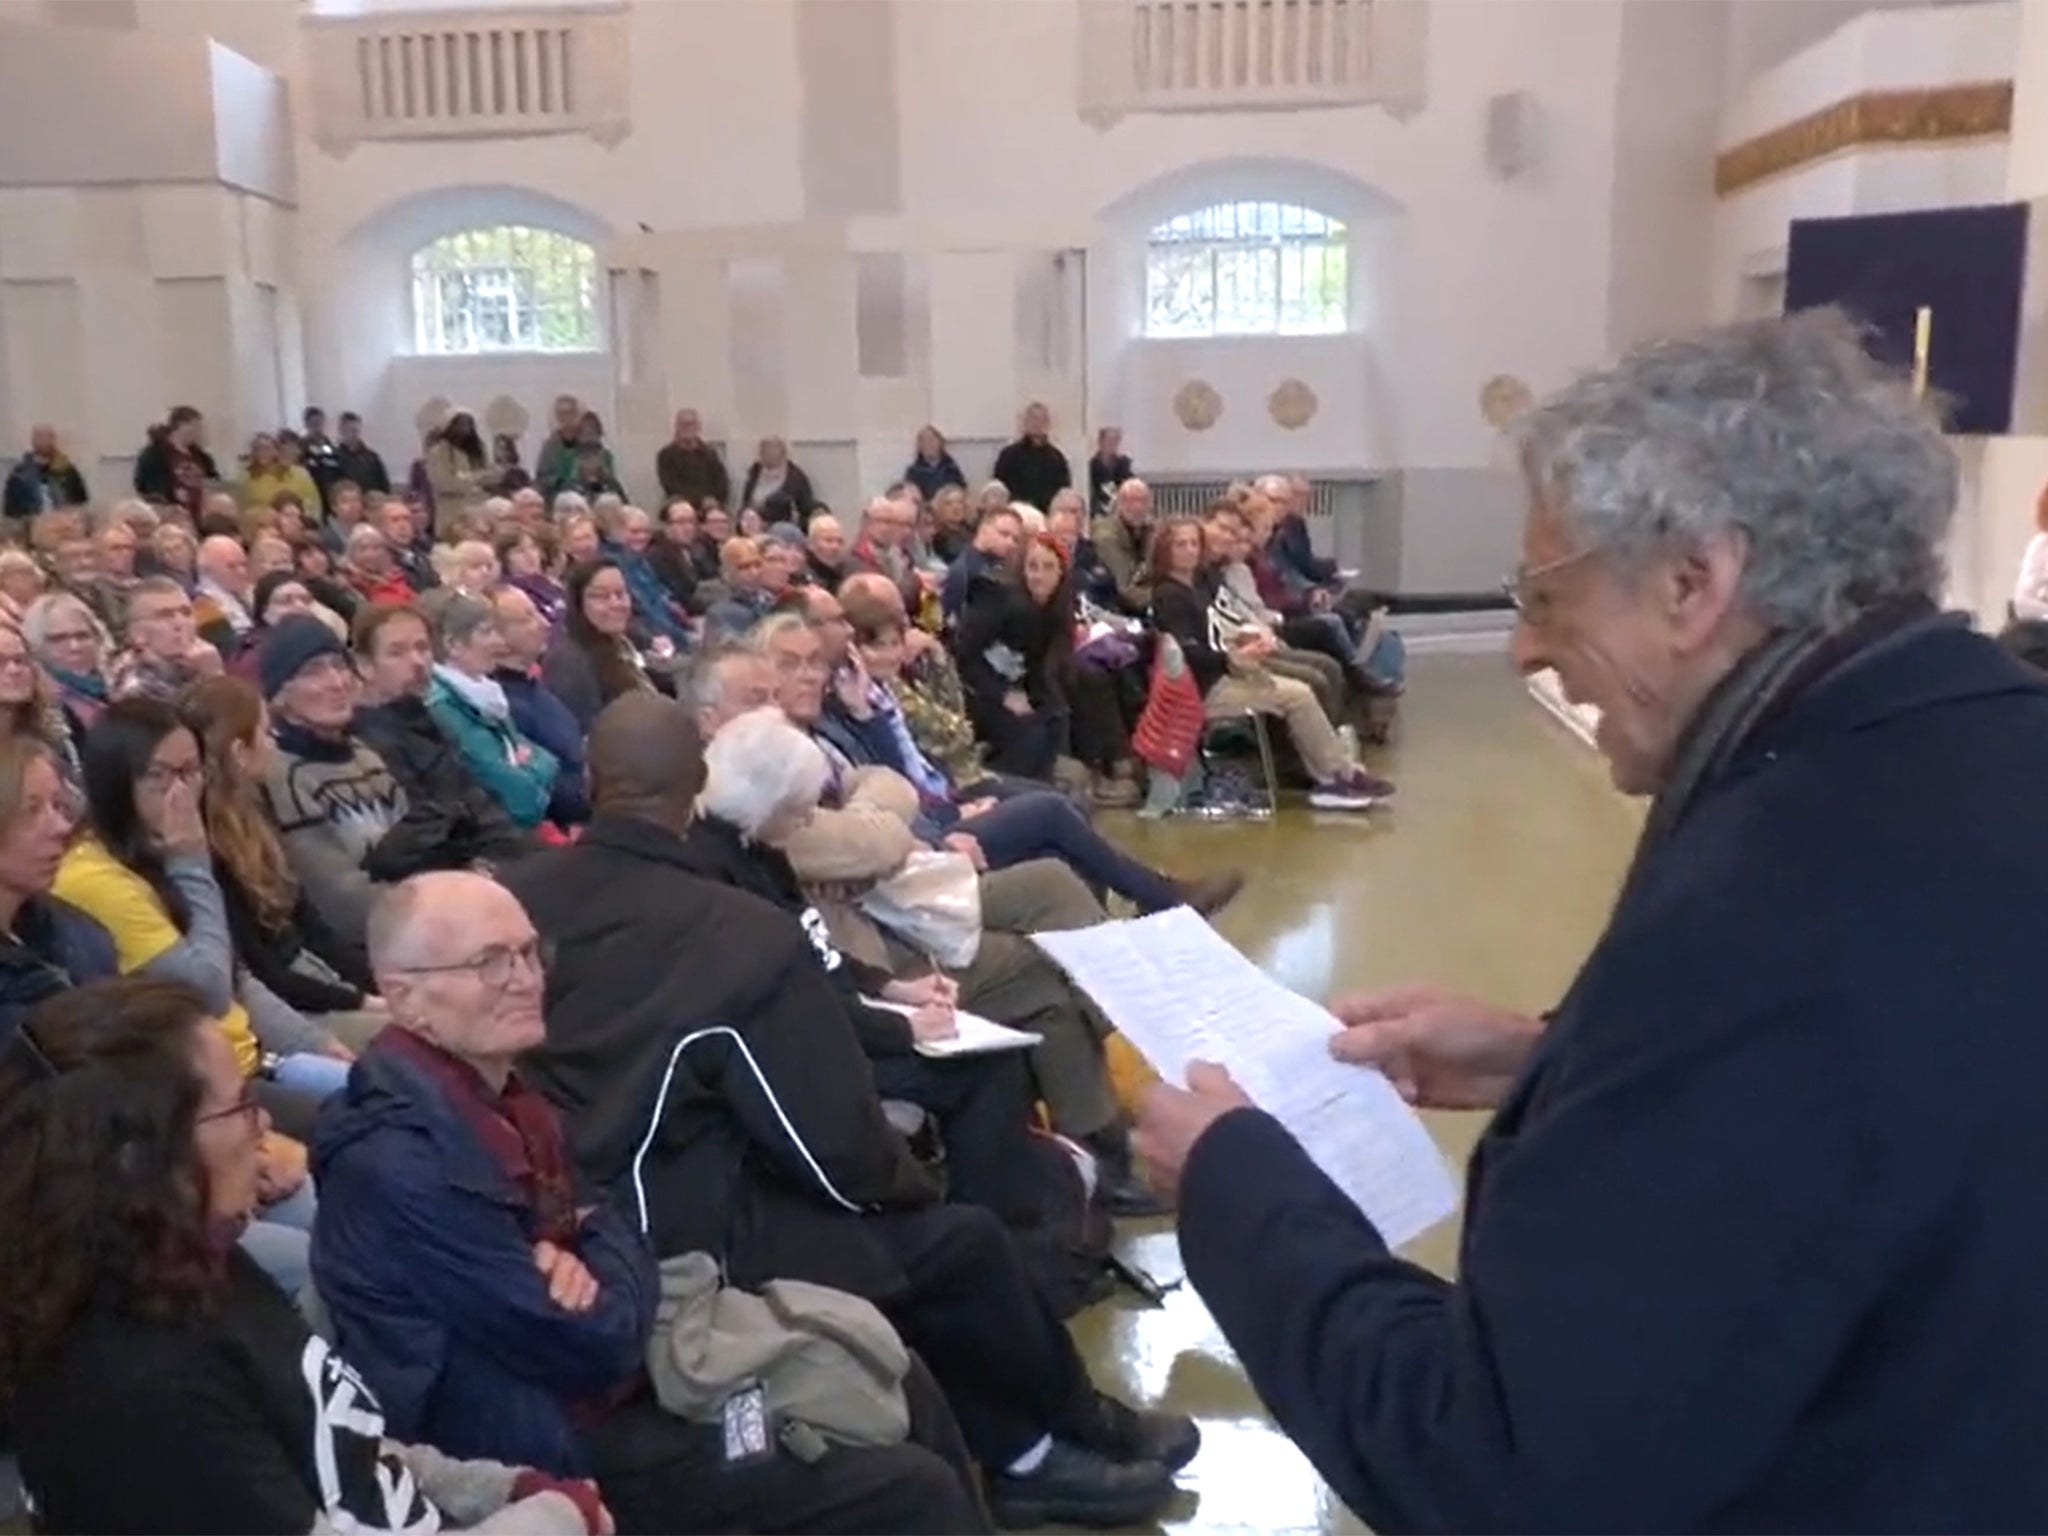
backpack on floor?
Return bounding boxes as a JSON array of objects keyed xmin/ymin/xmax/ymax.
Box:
[{"xmin": 1011, "ymin": 1129, "xmax": 1118, "ymax": 1319}]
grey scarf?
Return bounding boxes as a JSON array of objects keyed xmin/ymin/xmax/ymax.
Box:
[{"xmin": 1615, "ymin": 599, "xmax": 1949, "ymax": 911}]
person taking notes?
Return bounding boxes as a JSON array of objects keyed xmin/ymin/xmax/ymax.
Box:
[{"xmin": 1136, "ymin": 313, "xmax": 2048, "ymax": 1532}]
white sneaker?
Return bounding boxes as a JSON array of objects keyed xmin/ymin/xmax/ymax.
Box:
[{"xmin": 1308, "ymin": 783, "xmax": 1378, "ymax": 811}]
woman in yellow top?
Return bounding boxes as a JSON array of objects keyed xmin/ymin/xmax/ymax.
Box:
[
  {"xmin": 51, "ymin": 697, "xmax": 352, "ymax": 1116},
  {"xmin": 237, "ymin": 432, "xmax": 319, "ymax": 517}
]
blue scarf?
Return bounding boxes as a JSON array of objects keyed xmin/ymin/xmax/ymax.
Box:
[{"xmin": 46, "ymin": 663, "xmax": 108, "ymax": 702}]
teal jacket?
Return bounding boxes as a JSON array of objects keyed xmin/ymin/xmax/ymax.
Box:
[{"xmin": 424, "ymin": 674, "xmax": 560, "ymax": 828}]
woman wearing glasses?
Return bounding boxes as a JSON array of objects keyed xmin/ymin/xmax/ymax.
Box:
[
  {"xmin": 51, "ymin": 698, "xmax": 358, "ymax": 1292},
  {"xmin": 0, "ymin": 978, "xmax": 607, "ymax": 1535}
]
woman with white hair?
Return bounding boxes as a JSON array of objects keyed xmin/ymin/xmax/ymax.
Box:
[{"xmin": 679, "ymin": 705, "xmax": 1050, "ymax": 1228}]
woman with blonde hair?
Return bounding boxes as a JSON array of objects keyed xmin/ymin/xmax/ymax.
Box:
[
  {"xmin": 431, "ymin": 538, "xmax": 501, "ymax": 595},
  {"xmin": 0, "ymin": 622, "xmax": 81, "ymax": 784},
  {"xmin": 179, "ymin": 676, "xmax": 383, "ymax": 1049},
  {"xmin": 0, "ymin": 549, "xmax": 45, "ymax": 625}
]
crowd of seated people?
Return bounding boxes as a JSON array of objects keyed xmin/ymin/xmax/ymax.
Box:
[{"xmin": 0, "ymin": 393, "xmax": 1410, "ymax": 1531}]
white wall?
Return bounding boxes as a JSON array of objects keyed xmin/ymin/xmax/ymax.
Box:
[
  {"xmin": 1712, "ymin": 0, "xmax": 2018, "ymax": 318},
  {"xmin": 7, "ymin": 0, "xmax": 1738, "ymax": 594},
  {"xmin": 0, "ymin": 15, "xmax": 302, "ymax": 489}
]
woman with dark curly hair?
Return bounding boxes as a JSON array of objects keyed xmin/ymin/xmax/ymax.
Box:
[
  {"xmin": 0, "ymin": 978, "xmax": 609, "ymax": 1535},
  {"xmin": 540, "ymin": 560, "xmax": 669, "ymax": 733}
]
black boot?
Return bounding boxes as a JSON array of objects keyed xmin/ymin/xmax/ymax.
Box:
[
  {"xmin": 1086, "ymin": 1121, "xmax": 1170, "ymax": 1219},
  {"xmin": 985, "ymin": 1442, "xmax": 1175, "ymax": 1529},
  {"xmin": 1070, "ymin": 1389, "xmax": 1202, "ymax": 1471}
]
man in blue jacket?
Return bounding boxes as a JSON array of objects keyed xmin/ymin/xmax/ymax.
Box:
[
  {"xmin": 311, "ymin": 871, "xmax": 990, "ymax": 1534},
  {"xmin": 1136, "ymin": 310, "xmax": 2048, "ymax": 1531}
]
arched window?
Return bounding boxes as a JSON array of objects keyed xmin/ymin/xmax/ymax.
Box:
[
  {"xmin": 1144, "ymin": 200, "xmax": 1348, "ymax": 339},
  {"xmin": 410, "ymin": 225, "xmax": 600, "ymax": 355}
]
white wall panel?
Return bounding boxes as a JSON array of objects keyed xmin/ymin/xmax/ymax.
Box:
[
  {"xmin": 0, "ymin": 189, "xmax": 78, "ymax": 280},
  {"xmin": 0, "ymin": 280, "xmax": 84, "ymax": 440},
  {"xmin": 929, "ymin": 251, "xmax": 1019, "ymax": 441}
]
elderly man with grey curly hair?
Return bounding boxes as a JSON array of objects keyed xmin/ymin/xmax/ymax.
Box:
[{"xmin": 1135, "ymin": 308, "xmax": 2048, "ymax": 1531}]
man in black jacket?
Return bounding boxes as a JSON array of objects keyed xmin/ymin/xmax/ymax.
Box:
[
  {"xmin": 990, "ymin": 402, "xmax": 1071, "ymax": 513},
  {"xmin": 348, "ymin": 604, "xmax": 532, "ymax": 869},
  {"xmin": 501, "ymin": 692, "xmax": 1199, "ymax": 1530}
]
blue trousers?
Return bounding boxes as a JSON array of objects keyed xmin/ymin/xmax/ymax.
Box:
[{"xmin": 962, "ymin": 790, "xmax": 1181, "ymax": 913}]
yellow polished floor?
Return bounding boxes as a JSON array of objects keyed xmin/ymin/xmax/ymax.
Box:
[{"xmin": 1071, "ymin": 651, "xmax": 1644, "ymax": 1535}]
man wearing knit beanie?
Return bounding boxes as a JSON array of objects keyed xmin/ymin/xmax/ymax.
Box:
[{"xmin": 260, "ymin": 613, "xmax": 349, "ymax": 701}]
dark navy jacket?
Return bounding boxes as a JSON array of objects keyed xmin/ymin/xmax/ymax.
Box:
[
  {"xmin": 0, "ymin": 896, "xmax": 116, "ymax": 1038},
  {"xmin": 309, "ymin": 1043, "xmax": 656, "ymax": 1476},
  {"xmin": 496, "ymin": 667, "xmax": 590, "ymax": 824},
  {"xmin": 1180, "ymin": 619, "xmax": 2048, "ymax": 1532}
]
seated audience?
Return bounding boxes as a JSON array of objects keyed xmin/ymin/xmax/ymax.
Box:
[
  {"xmin": 904, "ymin": 425, "xmax": 966, "ymax": 504},
  {"xmin": 1086, "ymin": 428, "xmax": 1132, "ymax": 519},
  {"xmin": 260, "ymin": 615, "xmax": 468, "ymax": 948},
  {"xmin": 1149, "ymin": 521, "xmax": 1390, "ymax": 810},
  {"xmin": 1200, "ymin": 506, "xmax": 1349, "ymax": 721},
  {"xmin": 90, "ymin": 517, "xmax": 142, "ymax": 633},
  {"xmin": 3, "ymin": 425, "xmax": 89, "ymax": 522},
  {"xmin": 543, "ymin": 559, "xmax": 667, "ymax": 732},
  {"xmin": 433, "ymin": 537, "xmax": 501, "ymax": 595},
  {"xmin": 351, "ymin": 605, "xmax": 537, "ymax": 859},
  {"xmin": 181, "ymin": 675, "xmax": 383, "ymax": 1050},
  {"xmin": 703, "ymin": 536, "xmax": 779, "ymax": 639},
  {"xmin": 738, "ymin": 621, "xmax": 1174, "ymax": 1211},
  {"xmin": 1244, "ymin": 480, "xmax": 1404, "ymax": 695},
  {"xmin": 685, "ymin": 703, "xmax": 1052, "ymax": 1225},
  {"xmin": 927, "ymin": 485, "xmax": 973, "ymax": 566},
  {"xmin": 0, "ymin": 978, "xmax": 607, "ymax": 1536},
  {"xmin": 502, "ymin": 698, "xmax": 1197, "ymax": 1529},
  {"xmin": 645, "ymin": 499, "xmax": 704, "ymax": 613},
  {"xmin": 1089, "ymin": 478, "xmax": 1156, "ymax": 615},
  {"xmin": 110, "ymin": 576, "xmax": 221, "ymax": 702},
  {"xmin": 343, "ymin": 520, "xmax": 417, "ymax": 605},
  {"xmin": 740, "ymin": 435, "xmax": 818, "ymax": 521},
  {"xmin": 19, "ymin": 593, "xmax": 108, "ymax": 747},
  {"xmin": 53, "ymin": 697, "xmax": 352, "ymax": 1102},
  {"xmin": 312, "ymin": 871, "xmax": 991, "ymax": 1536},
  {"xmin": 956, "ymin": 535, "xmax": 1142, "ymax": 806},
  {"xmin": 499, "ymin": 525, "xmax": 568, "ymax": 628},
  {"xmin": 492, "ymin": 584, "xmax": 590, "ymax": 825},
  {"xmin": 422, "ymin": 593, "xmax": 560, "ymax": 830},
  {"xmin": 0, "ymin": 737, "xmax": 112, "ymax": 1035},
  {"xmin": 835, "ymin": 581, "xmax": 985, "ymax": 789},
  {"xmin": 940, "ymin": 503, "xmax": 1022, "ymax": 623},
  {"xmin": 796, "ymin": 606, "xmax": 1235, "ymax": 917},
  {"xmin": 846, "ymin": 495, "xmax": 928, "ymax": 617},
  {"xmin": 606, "ymin": 504, "xmax": 692, "ymax": 649},
  {"xmin": 322, "ymin": 476, "xmax": 367, "ymax": 552},
  {"xmin": 238, "ymin": 431, "xmax": 319, "ymax": 515},
  {"xmin": 560, "ymin": 512, "xmax": 604, "ymax": 568},
  {"xmin": 804, "ymin": 511, "xmax": 849, "ymax": 589},
  {"xmin": 377, "ymin": 499, "xmax": 438, "ymax": 591},
  {"xmin": 0, "ymin": 550, "xmax": 45, "ymax": 625}
]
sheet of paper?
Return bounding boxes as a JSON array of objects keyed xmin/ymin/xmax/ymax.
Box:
[
  {"xmin": 862, "ymin": 999, "xmax": 1043, "ymax": 1059},
  {"xmin": 1033, "ymin": 908, "xmax": 1459, "ymax": 1246}
]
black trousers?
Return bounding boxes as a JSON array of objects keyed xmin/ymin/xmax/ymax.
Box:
[
  {"xmin": 584, "ymin": 1359, "xmax": 991, "ymax": 1534},
  {"xmin": 1067, "ymin": 666, "xmax": 1136, "ymax": 772},
  {"xmin": 870, "ymin": 1050, "xmax": 1044, "ymax": 1227},
  {"xmin": 867, "ymin": 1203, "xmax": 1093, "ymax": 1468}
]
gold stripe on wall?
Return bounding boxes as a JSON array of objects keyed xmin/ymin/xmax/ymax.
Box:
[{"xmin": 1714, "ymin": 80, "xmax": 2014, "ymax": 198}]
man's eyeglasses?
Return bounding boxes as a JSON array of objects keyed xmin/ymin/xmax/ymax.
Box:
[
  {"xmin": 1501, "ymin": 546, "xmax": 1598, "ymax": 623},
  {"xmin": 394, "ymin": 936, "xmax": 552, "ymax": 990}
]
